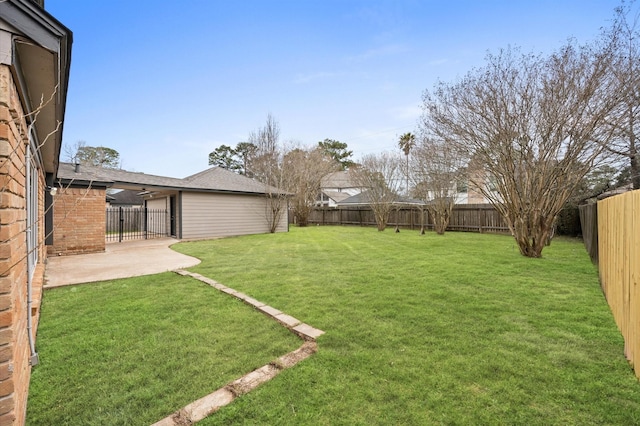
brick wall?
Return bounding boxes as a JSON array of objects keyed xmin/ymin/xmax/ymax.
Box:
[
  {"xmin": 50, "ymin": 186, "xmax": 106, "ymax": 255},
  {"xmin": 0, "ymin": 65, "xmax": 47, "ymax": 425}
]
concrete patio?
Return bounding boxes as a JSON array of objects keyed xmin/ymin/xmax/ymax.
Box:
[{"xmin": 44, "ymin": 238, "xmax": 201, "ymax": 288}]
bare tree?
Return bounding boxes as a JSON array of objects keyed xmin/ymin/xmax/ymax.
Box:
[
  {"xmin": 248, "ymin": 114, "xmax": 288, "ymax": 233},
  {"xmin": 603, "ymin": 3, "xmax": 640, "ymax": 189},
  {"xmin": 411, "ymin": 134, "xmax": 466, "ymax": 235},
  {"xmin": 352, "ymin": 152, "xmax": 403, "ymax": 231},
  {"xmin": 422, "ymin": 42, "xmax": 620, "ymax": 257},
  {"xmin": 283, "ymin": 146, "xmax": 338, "ymax": 226},
  {"xmin": 63, "ymin": 140, "xmax": 85, "ymax": 163}
]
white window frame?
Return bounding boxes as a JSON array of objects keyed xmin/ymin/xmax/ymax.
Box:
[{"xmin": 26, "ymin": 131, "xmax": 39, "ymax": 280}]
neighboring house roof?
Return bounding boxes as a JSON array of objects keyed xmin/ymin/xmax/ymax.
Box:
[
  {"xmin": 337, "ymin": 191, "xmax": 424, "ymax": 206},
  {"xmin": 108, "ymin": 190, "xmax": 144, "ymax": 206},
  {"xmin": 321, "ymin": 170, "xmax": 359, "ymax": 189},
  {"xmin": 596, "ymin": 183, "xmax": 634, "ymax": 201},
  {"xmin": 0, "ymin": 0, "xmax": 72, "ymax": 174},
  {"xmin": 56, "ymin": 162, "xmax": 287, "ymax": 195},
  {"xmin": 322, "ymin": 190, "xmax": 352, "ymax": 204}
]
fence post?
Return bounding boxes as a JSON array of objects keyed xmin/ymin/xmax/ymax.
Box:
[
  {"xmin": 304, "ymin": 204, "xmax": 510, "ymax": 232},
  {"xmin": 118, "ymin": 206, "xmax": 124, "ymax": 243},
  {"xmin": 410, "ymin": 207, "xmax": 414, "ymax": 230}
]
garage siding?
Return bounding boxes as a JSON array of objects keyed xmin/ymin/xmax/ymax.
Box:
[
  {"xmin": 181, "ymin": 192, "xmax": 287, "ymax": 239},
  {"xmin": 146, "ymin": 197, "xmax": 168, "ymax": 210},
  {"xmin": 146, "ymin": 197, "xmax": 169, "ymax": 236}
]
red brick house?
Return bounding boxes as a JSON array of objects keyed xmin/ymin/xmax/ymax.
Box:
[{"xmin": 0, "ymin": 1, "xmax": 71, "ymax": 424}]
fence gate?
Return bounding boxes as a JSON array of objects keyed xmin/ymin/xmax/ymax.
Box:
[{"xmin": 106, "ymin": 207, "xmax": 169, "ymax": 242}]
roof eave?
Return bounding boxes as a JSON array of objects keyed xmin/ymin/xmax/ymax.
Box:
[
  {"xmin": 1, "ymin": 0, "xmax": 72, "ymax": 174},
  {"xmin": 55, "ymin": 178, "xmax": 113, "ymax": 189}
]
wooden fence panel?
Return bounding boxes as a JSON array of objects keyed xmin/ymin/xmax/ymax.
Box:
[
  {"xmin": 597, "ymin": 190, "xmax": 640, "ymax": 376},
  {"xmin": 301, "ymin": 204, "xmax": 510, "ymax": 233},
  {"xmin": 578, "ymin": 203, "xmax": 598, "ymax": 264},
  {"xmin": 632, "ymin": 193, "xmax": 640, "ymax": 373}
]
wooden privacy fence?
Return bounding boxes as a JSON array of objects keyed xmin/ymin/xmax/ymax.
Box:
[
  {"xmin": 299, "ymin": 204, "xmax": 510, "ymax": 233},
  {"xmin": 578, "ymin": 203, "xmax": 598, "ymax": 264},
  {"xmin": 596, "ymin": 190, "xmax": 640, "ymax": 377}
]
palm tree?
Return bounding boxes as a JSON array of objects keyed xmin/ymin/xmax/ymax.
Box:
[{"xmin": 398, "ymin": 132, "xmax": 416, "ymax": 194}]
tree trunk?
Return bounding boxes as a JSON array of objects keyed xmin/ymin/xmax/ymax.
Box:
[
  {"xmin": 429, "ymin": 207, "xmax": 451, "ymax": 235},
  {"xmin": 510, "ymin": 215, "xmax": 555, "ymax": 258},
  {"xmin": 630, "ymin": 150, "xmax": 639, "ymax": 190},
  {"xmin": 295, "ymin": 205, "xmax": 309, "ymax": 227},
  {"xmin": 434, "ymin": 216, "xmax": 448, "ymax": 235},
  {"xmin": 628, "ymin": 102, "xmax": 639, "ymax": 190},
  {"xmin": 373, "ymin": 209, "xmax": 389, "ymax": 231},
  {"xmin": 266, "ymin": 196, "xmax": 284, "ymax": 233}
]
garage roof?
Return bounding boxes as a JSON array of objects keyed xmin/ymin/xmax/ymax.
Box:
[{"xmin": 56, "ymin": 162, "xmax": 287, "ymax": 195}]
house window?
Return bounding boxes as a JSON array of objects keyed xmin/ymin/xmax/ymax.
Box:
[
  {"xmin": 456, "ymin": 180, "xmax": 468, "ymax": 193},
  {"xmin": 26, "ymin": 136, "xmax": 39, "ymax": 279},
  {"xmin": 487, "ymin": 175, "xmax": 499, "ymax": 192}
]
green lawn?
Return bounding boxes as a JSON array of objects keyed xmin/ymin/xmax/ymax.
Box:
[
  {"xmin": 27, "ymin": 273, "xmax": 301, "ymax": 425},
  {"xmin": 29, "ymin": 226, "xmax": 640, "ymax": 425},
  {"xmin": 173, "ymin": 227, "xmax": 640, "ymax": 425}
]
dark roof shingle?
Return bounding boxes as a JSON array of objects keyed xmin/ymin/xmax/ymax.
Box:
[
  {"xmin": 56, "ymin": 163, "xmax": 285, "ymax": 195},
  {"xmin": 321, "ymin": 170, "xmax": 358, "ymax": 189}
]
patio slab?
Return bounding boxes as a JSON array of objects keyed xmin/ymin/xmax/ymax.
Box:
[{"xmin": 44, "ymin": 238, "xmax": 200, "ymax": 288}]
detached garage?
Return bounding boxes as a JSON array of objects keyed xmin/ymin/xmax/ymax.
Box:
[
  {"xmin": 53, "ymin": 163, "xmax": 288, "ymax": 255},
  {"xmin": 180, "ymin": 192, "xmax": 286, "ymax": 239}
]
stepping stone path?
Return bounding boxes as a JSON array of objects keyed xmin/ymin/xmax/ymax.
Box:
[{"xmin": 152, "ymin": 270, "xmax": 325, "ymax": 425}]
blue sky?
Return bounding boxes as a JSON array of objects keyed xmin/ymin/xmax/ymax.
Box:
[{"xmin": 47, "ymin": 0, "xmax": 623, "ymax": 178}]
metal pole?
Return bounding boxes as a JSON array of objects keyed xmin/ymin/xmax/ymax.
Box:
[{"xmin": 119, "ymin": 206, "xmax": 124, "ymax": 242}]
